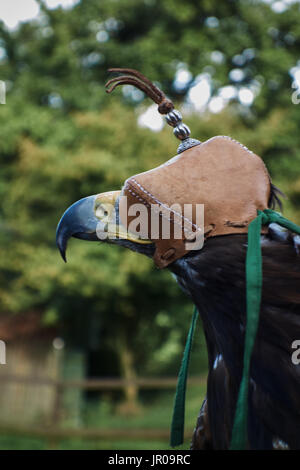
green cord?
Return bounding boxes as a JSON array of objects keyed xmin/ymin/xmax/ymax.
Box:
[{"xmin": 230, "ymin": 212, "xmax": 264, "ymax": 449}]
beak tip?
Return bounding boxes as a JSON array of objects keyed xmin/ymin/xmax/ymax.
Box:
[
  {"xmin": 57, "ymin": 242, "xmax": 67, "ymax": 263},
  {"xmin": 56, "ymin": 231, "xmax": 68, "ymax": 263},
  {"xmin": 56, "ymin": 194, "xmax": 104, "ymax": 261}
]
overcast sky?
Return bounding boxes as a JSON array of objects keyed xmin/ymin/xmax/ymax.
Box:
[{"xmin": 0, "ymin": 0, "xmax": 79, "ymax": 29}]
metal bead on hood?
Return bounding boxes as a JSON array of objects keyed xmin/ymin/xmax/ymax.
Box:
[
  {"xmin": 173, "ymin": 123, "xmax": 191, "ymax": 140},
  {"xmin": 165, "ymin": 108, "xmax": 200, "ymax": 153},
  {"xmin": 165, "ymin": 110, "xmax": 182, "ymax": 127}
]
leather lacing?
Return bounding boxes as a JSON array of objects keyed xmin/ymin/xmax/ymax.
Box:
[{"xmin": 105, "ymin": 68, "xmax": 174, "ymax": 115}]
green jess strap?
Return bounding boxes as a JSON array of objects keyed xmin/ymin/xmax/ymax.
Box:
[
  {"xmin": 170, "ymin": 209, "xmax": 300, "ymax": 450},
  {"xmin": 170, "ymin": 306, "xmax": 199, "ymax": 447}
]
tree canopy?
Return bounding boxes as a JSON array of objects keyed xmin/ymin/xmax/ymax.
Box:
[{"xmin": 0, "ymin": 0, "xmax": 300, "ymax": 386}]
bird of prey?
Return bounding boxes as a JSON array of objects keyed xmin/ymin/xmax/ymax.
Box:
[{"xmin": 56, "ymin": 69, "xmax": 300, "ymax": 450}]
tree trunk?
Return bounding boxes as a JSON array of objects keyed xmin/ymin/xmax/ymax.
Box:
[{"xmin": 117, "ymin": 331, "xmax": 140, "ymax": 415}]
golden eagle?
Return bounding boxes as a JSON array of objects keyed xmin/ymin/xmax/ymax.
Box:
[{"xmin": 56, "ymin": 69, "xmax": 300, "ymax": 450}]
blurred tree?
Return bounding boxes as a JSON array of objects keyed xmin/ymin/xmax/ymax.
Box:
[{"xmin": 0, "ymin": 0, "xmax": 300, "ymax": 409}]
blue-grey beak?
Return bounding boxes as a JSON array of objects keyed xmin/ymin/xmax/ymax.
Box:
[{"xmin": 56, "ymin": 195, "xmax": 99, "ymax": 262}]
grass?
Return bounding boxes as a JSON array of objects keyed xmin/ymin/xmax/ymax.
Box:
[{"xmin": 0, "ymin": 381, "xmax": 207, "ymax": 450}]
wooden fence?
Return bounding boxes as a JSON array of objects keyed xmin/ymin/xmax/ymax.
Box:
[{"xmin": 0, "ymin": 374, "xmax": 206, "ymax": 442}]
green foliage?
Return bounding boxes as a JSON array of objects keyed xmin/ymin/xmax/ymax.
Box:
[
  {"xmin": 0, "ymin": 0, "xmax": 300, "ymax": 381},
  {"xmin": 0, "ymin": 99, "xmax": 193, "ymax": 374}
]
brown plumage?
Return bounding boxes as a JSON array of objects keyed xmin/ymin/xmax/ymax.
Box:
[{"xmin": 171, "ymin": 227, "xmax": 300, "ymax": 449}]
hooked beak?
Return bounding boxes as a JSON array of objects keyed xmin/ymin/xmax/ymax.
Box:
[
  {"xmin": 56, "ymin": 190, "xmax": 151, "ymax": 262},
  {"xmin": 56, "ymin": 195, "xmax": 99, "ymax": 262}
]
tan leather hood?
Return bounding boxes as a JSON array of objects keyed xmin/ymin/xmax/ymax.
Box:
[{"xmin": 119, "ymin": 135, "xmax": 271, "ymax": 268}]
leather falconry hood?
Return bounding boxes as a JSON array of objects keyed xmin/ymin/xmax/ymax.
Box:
[{"xmin": 106, "ymin": 69, "xmax": 271, "ymax": 268}]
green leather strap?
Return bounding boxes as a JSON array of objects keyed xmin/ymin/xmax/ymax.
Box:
[{"xmin": 170, "ymin": 306, "xmax": 198, "ymax": 447}]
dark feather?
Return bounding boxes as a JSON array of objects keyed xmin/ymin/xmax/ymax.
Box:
[
  {"xmin": 171, "ymin": 230, "xmax": 300, "ymax": 449},
  {"xmin": 268, "ymin": 183, "xmax": 286, "ymax": 212}
]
